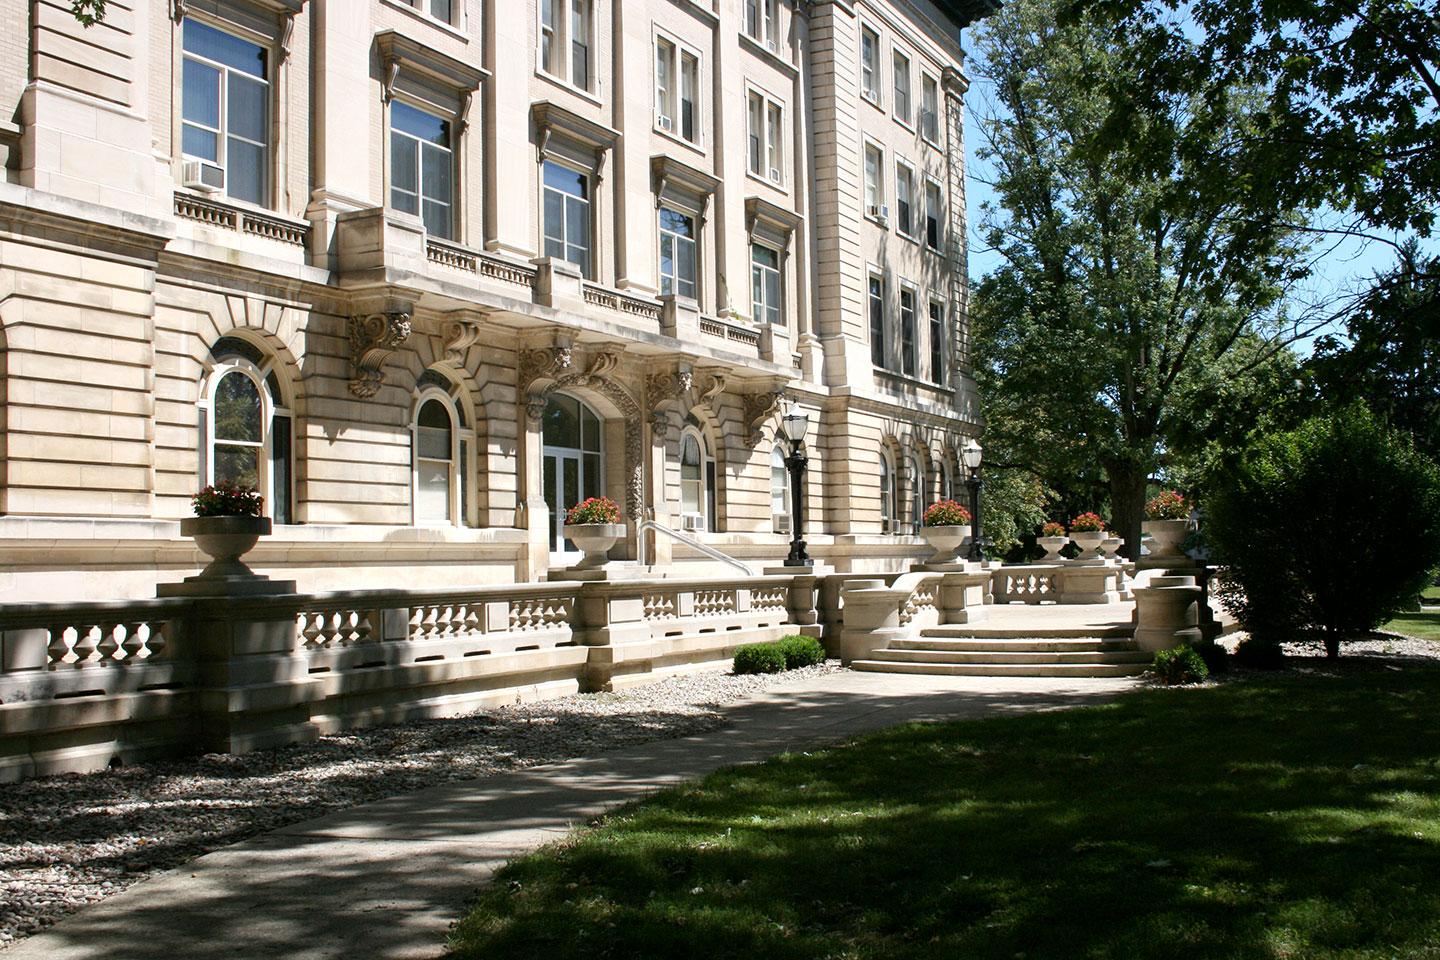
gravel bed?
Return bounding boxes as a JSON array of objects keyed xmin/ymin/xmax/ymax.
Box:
[{"xmin": 0, "ymin": 662, "xmax": 840, "ymax": 948}]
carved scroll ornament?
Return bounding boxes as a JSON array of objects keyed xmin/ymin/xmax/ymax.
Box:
[{"xmin": 348, "ymin": 311, "xmax": 412, "ymax": 398}]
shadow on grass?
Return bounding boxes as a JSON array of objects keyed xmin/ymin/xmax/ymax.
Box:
[{"xmin": 452, "ymin": 666, "xmax": 1440, "ymax": 960}]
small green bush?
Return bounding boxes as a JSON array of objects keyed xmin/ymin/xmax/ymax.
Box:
[
  {"xmin": 1152, "ymin": 646, "xmax": 1210, "ymax": 685},
  {"xmin": 1193, "ymin": 641, "xmax": 1230, "ymax": 675},
  {"xmin": 1235, "ymin": 636, "xmax": 1286, "ymax": 669},
  {"xmin": 777, "ymin": 635, "xmax": 826, "ymax": 669},
  {"xmin": 733, "ymin": 643, "xmax": 786, "ymax": 674}
]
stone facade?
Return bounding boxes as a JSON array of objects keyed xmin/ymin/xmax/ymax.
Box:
[{"xmin": 0, "ymin": 0, "xmax": 992, "ymax": 602}]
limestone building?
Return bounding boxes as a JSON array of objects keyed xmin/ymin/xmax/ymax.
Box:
[{"xmin": 0, "ymin": 0, "xmax": 992, "ymax": 602}]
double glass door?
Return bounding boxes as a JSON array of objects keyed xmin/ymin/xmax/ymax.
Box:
[{"xmin": 542, "ymin": 394, "xmax": 604, "ymax": 563}]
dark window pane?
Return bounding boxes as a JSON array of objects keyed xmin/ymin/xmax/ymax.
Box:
[
  {"xmin": 543, "ymin": 162, "xmax": 586, "ymax": 198},
  {"xmin": 543, "ymin": 394, "xmax": 580, "ymax": 448},
  {"xmin": 581, "ymin": 404, "xmax": 601, "ymax": 452},
  {"xmin": 583, "ymin": 454, "xmax": 602, "ymax": 499},
  {"xmin": 227, "ymin": 73, "xmax": 267, "ymax": 143},
  {"xmin": 391, "ymin": 101, "xmax": 449, "ymax": 145},
  {"xmin": 544, "ymin": 189, "xmax": 565, "ymax": 247},
  {"xmin": 271, "ymin": 414, "xmax": 291, "ymax": 524},
  {"xmin": 214, "ymin": 445, "xmax": 260, "ymax": 489},
  {"xmin": 566, "ymin": 196, "xmax": 589, "ymax": 269},
  {"xmin": 391, "ymin": 133, "xmax": 418, "ymax": 194},
  {"xmin": 227, "ymin": 137, "xmax": 265, "ymax": 204},
  {"xmin": 544, "ymin": 455, "xmax": 558, "ymax": 549},
  {"xmin": 430, "ymin": 0, "xmax": 453, "ymax": 21},
  {"xmin": 182, "ymin": 59, "xmax": 221, "ymax": 128},
  {"xmin": 182, "ymin": 124, "xmax": 219, "ymax": 163},
  {"xmin": 422, "ymin": 142, "xmax": 452, "ymax": 204}
]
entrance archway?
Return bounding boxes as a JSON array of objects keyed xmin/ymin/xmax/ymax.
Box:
[{"xmin": 542, "ymin": 392, "xmax": 605, "ymax": 563}]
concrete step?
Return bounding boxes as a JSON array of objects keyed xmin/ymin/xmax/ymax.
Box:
[
  {"xmin": 850, "ymin": 659, "xmax": 1149, "ymax": 678},
  {"xmin": 894, "ymin": 637, "xmax": 1138, "ymax": 654},
  {"xmin": 866, "ymin": 648, "xmax": 1152, "ymax": 666},
  {"xmin": 922, "ymin": 624, "xmax": 1133, "ymax": 640}
]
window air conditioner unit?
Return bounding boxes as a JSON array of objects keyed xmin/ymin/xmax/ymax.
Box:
[
  {"xmin": 658, "ymin": 114, "xmax": 673, "ymax": 132},
  {"xmin": 681, "ymin": 513, "xmax": 705, "ymax": 532},
  {"xmin": 769, "ymin": 167, "xmax": 782, "ymax": 183},
  {"xmin": 867, "ymin": 203, "xmax": 889, "ymax": 224},
  {"xmin": 774, "ymin": 514, "xmax": 791, "ymax": 534},
  {"xmin": 765, "ymin": 37, "xmax": 777, "ymax": 52},
  {"xmin": 182, "ymin": 160, "xmax": 224, "ymax": 193}
]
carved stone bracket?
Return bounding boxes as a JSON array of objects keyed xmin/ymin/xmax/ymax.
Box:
[
  {"xmin": 743, "ymin": 390, "xmax": 786, "ymax": 444},
  {"xmin": 348, "ymin": 311, "xmax": 412, "ymax": 398},
  {"xmin": 442, "ymin": 318, "xmax": 484, "ymax": 366}
]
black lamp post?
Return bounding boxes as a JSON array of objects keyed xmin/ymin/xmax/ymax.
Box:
[
  {"xmin": 963, "ymin": 438, "xmax": 985, "ymax": 561},
  {"xmin": 780, "ymin": 405, "xmax": 812, "ymax": 567}
]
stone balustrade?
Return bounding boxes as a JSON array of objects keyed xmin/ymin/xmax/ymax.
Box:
[
  {"xmin": 837, "ymin": 568, "xmax": 991, "ymax": 664},
  {"xmin": 991, "ymin": 563, "xmax": 1123, "ymax": 605}
]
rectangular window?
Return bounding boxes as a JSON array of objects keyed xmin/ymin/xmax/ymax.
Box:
[
  {"xmin": 860, "ymin": 26, "xmax": 880, "ymax": 103},
  {"xmin": 869, "ymin": 274, "xmax": 885, "ymax": 368},
  {"xmin": 926, "ymin": 180, "xmax": 944, "ymax": 250},
  {"xmin": 922, "ymin": 73, "xmax": 940, "ymax": 142},
  {"xmin": 657, "ymin": 37, "xmax": 700, "ymax": 144},
  {"xmin": 751, "ymin": 243, "xmax": 782, "ymax": 326},
  {"xmin": 542, "ymin": 161, "xmax": 592, "ymax": 277},
  {"xmin": 929, "ymin": 299, "xmax": 946, "ymax": 384},
  {"xmin": 762, "ymin": 0, "xmax": 778, "ymax": 50},
  {"xmin": 748, "ymin": 89, "xmax": 784, "ymax": 181},
  {"xmin": 893, "ymin": 48, "xmax": 911, "ymax": 125},
  {"xmin": 540, "ymin": 0, "xmax": 558, "ymax": 74},
  {"xmin": 570, "ymin": 0, "xmax": 590, "ymax": 89},
  {"xmin": 863, "ymin": 143, "xmax": 883, "ymax": 214},
  {"xmin": 390, "ymin": 100, "xmax": 453, "ymax": 240},
  {"xmin": 659, "ymin": 206, "xmax": 697, "ymax": 299},
  {"xmin": 896, "ymin": 161, "xmax": 915, "ymax": 237},
  {"xmin": 181, "ymin": 19, "xmax": 270, "ymax": 207},
  {"xmin": 900, "ymin": 288, "xmax": 917, "ymax": 377},
  {"xmin": 745, "ymin": 0, "xmax": 760, "ymax": 39},
  {"xmin": 413, "ymin": 0, "xmax": 452, "ymax": 22}
]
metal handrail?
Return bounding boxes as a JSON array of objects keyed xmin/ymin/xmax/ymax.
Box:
[{"xmin": 638, "ymin": 519, "xmax": 755, "ymax": 577}]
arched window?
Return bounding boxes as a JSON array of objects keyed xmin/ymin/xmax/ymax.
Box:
[
  {"xmin": 413, "ymin": 394, "xmax": 457, "ymax": 524},
  {"xmin": 543, "ymin": 392, "xmax": 605, "ymax": 557},
  {"xmin": 879, "ymin": 448, "xmax": 897, "ymax": 534},
  {"xmin": 679, "ymin": 425, "xmax": 716, "ymax": 532},
  {"xmin": 940, "ymin": 453, "xmax": 955, "ymax": 502},
  {"xmin": 201, "ymin": 342, "xmax": 293, "ymax": 523},
  {"xmin": 771, "ymin": 444, "xmax": 789, "ymax": 533},
  {"xmin": 907, "ymin": 452, "xmax": 925, "ymax": 535}
]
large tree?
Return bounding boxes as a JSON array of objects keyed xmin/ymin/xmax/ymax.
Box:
[{"xmin": 970, "ymin": 0, "xmax": 1311, "ymax": 557}]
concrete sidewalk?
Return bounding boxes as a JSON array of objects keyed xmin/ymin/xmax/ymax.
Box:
[{"xmin": 7, "ymin": 671, "xmax": 1139, "ymax": 960}]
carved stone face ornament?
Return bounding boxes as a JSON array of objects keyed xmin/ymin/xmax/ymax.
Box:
[{"xmin": 348, "ymin": 311, "xmax": 412, "ymax": 398}]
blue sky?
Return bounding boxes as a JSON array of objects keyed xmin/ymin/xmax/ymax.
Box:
[{"xmin": 959, "ymin": 32, "xmax": 1434, "ymax": 354}]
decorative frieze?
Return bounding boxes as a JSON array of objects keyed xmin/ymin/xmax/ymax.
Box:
[{"xmin": 348, "ymin": 311, "xmax": 412, "ymax": 398}]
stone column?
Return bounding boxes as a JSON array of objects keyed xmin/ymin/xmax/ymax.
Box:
[{"xmin": 1132, "ymin": 575, "xmax": 1203, "ymax": 652}]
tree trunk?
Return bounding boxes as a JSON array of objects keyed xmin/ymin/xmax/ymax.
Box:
[
  {"xmin": 1104, "ymin": 459, "xmax": 1150, "ymax": 563},
  {"xmin": 1324, "ymin": 631, "xmax": 1340, "ymax": 658}
]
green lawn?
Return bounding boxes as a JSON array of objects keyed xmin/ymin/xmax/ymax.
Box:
[{"xmin": 451, "ymin": 665, "xmax": 1440, "ymax": 960}]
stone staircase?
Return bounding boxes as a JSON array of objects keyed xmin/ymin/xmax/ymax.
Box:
[{"xmin": 850, "ymin": 622, "xmax": 1152, "ymax": 678}]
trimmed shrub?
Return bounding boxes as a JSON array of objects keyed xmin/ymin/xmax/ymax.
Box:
[
  {"xmin": 1193, "ymin": 641, "xmax": 1230, "ymax": 675},
  {"xmin": 1152, "ymin": 646, "xmax": 1210, "ymax": 685},
  {"xmin": 1206, "ymin": 404, "xmax": 1440, "ymax": 656},
  {"xmin": 777, "ymin": 635, "xmax": 826, "ymax": 669},
  {"xmin": 1234, "ymin": 636, "xmax": 1286, "ymax": 669},
  {"xmin": 733, "ymin": 643, "xmax": 786, "ymax": 675}
]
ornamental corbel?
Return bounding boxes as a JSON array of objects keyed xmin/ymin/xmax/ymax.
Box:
[
  {"xmin": 742, "ymin": 390, "xmax": 786, "ymax": 443},
  {"xmin": 442, "ymin": 317, "xmax": 484, "ymax": 365},
  {"xmin": 381, "ymin": 56, "xmax": 401, "ymax": 103},
  {"xmin": 348, "ymin": 310, "xmax": 412, "ymax": 398},
  {"xmin": 278, "ymin": 12, "xmax": 296, "ymax": 64}
]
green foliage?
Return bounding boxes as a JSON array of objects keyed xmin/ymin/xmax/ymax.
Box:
[
  {"xmin": 1234, "ymin": 636, "xmax": 1286, "ymax": 670},
  {"xmin": 969, "ymin": 0, "xmax": 1308, "ymax": 560},
  {"xmin": 732, "ymin": 643, "xmax": 786, "ymax": 675},
  {"xmin": 1192, "ymin": 641, "xmax": 1229, "ymax": 675},
  {"xmin": 776, "ymin": 635, "xmax": 826, "ymax": 670},
  {"xmin": 1151, "ymin": 646, "xmax": 1209, "ymax": 685},
  {"xmin": 1207, "ymin": 404, "xmax": 1440, "ymax": 654},
  {"xmin": 975, "ymin": 466, "xmax": 1051, "ymax": 558},
  {"xmin": 70, "ymin": 0, "xmax": 105, "ymax": 26}
]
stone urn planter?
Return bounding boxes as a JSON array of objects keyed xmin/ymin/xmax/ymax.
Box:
[
  {"xmin": 1142, "ymin": 519, "xmax": 1189, "ymax": 559},
  {"xmin": 160, "ymin": 515, "xmax": 295, "ymax": 597},
  {"xmin": 1100, "ymin": 536, "xmax": 1125, "ymax": 561},
  {"xmin": 1037, "ymin": 535, "xmax": 1069, "ymax": 563},
  {"xmin": 563, "ymin": 522, "xmax": 626, "ymax": 569},
  {"xmin": 921, "ymin": 524, "xmax": 971, "ymax": 564},
  {"xmin": 1070, "ymin": 530, "xmax": 1106, "ymax": 563}
]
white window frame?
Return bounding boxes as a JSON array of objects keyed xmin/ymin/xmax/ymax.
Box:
[
  {"xmin": 744, "ymin": 0, "xmax": 780, "ymax": 52},
  {"xmin": 771, "ymin": 444, "xmax": 790, "ymax": 533},
  {"xmin": 925, "ymin": 177, "xmax": 945, "ymax": 252},
  {"xmin": 200, "ymin": 356, "xmax": 288, "ymax": 515},
  {"xmin": 880, "ymin": 446, "xmax": 898, "ymax": 534},
  {"xmin": 751, "ymin": 241, "xmax": 783, "ymax": 326},
  {"xmin": 659, "ymin": 204, "xmax": 700, "ymax": 300},
  {"xmin": 179, "ymin": 16, "xmax": 273, "ymax": 208},
  {"xmin": 655, "ymin": 32, "xmax": 702, "ymax": 145},
  {"xmin": 394, "ymin": 0, "xmax": 459, "ymax": 27},
  {"xmin": 868, "ymin": 270, "xmax": 887, "ymax": 369},
  {"xmin": 863, "ymin": 139, "xmax": 886, "ymax": 223},
  {"xmin": 412, "ymin": 388, "xmax": 461, "ymax": 526},
  {"xmin": 892, "ymin": 46, "xmax": 913, "ymax": 128},
  {"xmin": 679, "ymin": 426, "xmax": 714, "ymax": 532},
  {"xmin": 906, "ymin": 451, "xmax": 926, "ymax": 535},
  {"xmin": 537, "ymin": 0, "xmax": 596, "ymax": 95},
  {"xmin": 894, "ymin": 159, "xmax": 917, "ymax": 239},
  {"xmin": 899, "ymin": 282, "xmax": 918, "ymax": 378},
  {"xmin": 541, "ymin": 158, "xmax": 594, "ymax": 278},
  {"xmin": 859, "ymin": 23, "xmax": 882, "ymax": 105},
  {"xmin": 929, "ymin": 297, "xmax": 947, "ymax": 385},
  {"xmin": 921, "ymin": 71, "xmax": 941, "ymax": 145},
  {"xmin": 746, "ymin": 85, "xmax": 786, "ymax": 184},
  {"xmin": 388, "ymin": 97, "xmax": 457, "ymax": 241}
]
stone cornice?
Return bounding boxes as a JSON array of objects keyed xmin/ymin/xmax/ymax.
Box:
[{"xmin": 0, "ymin": 182, "xmax": 173, "ymax": 258}]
